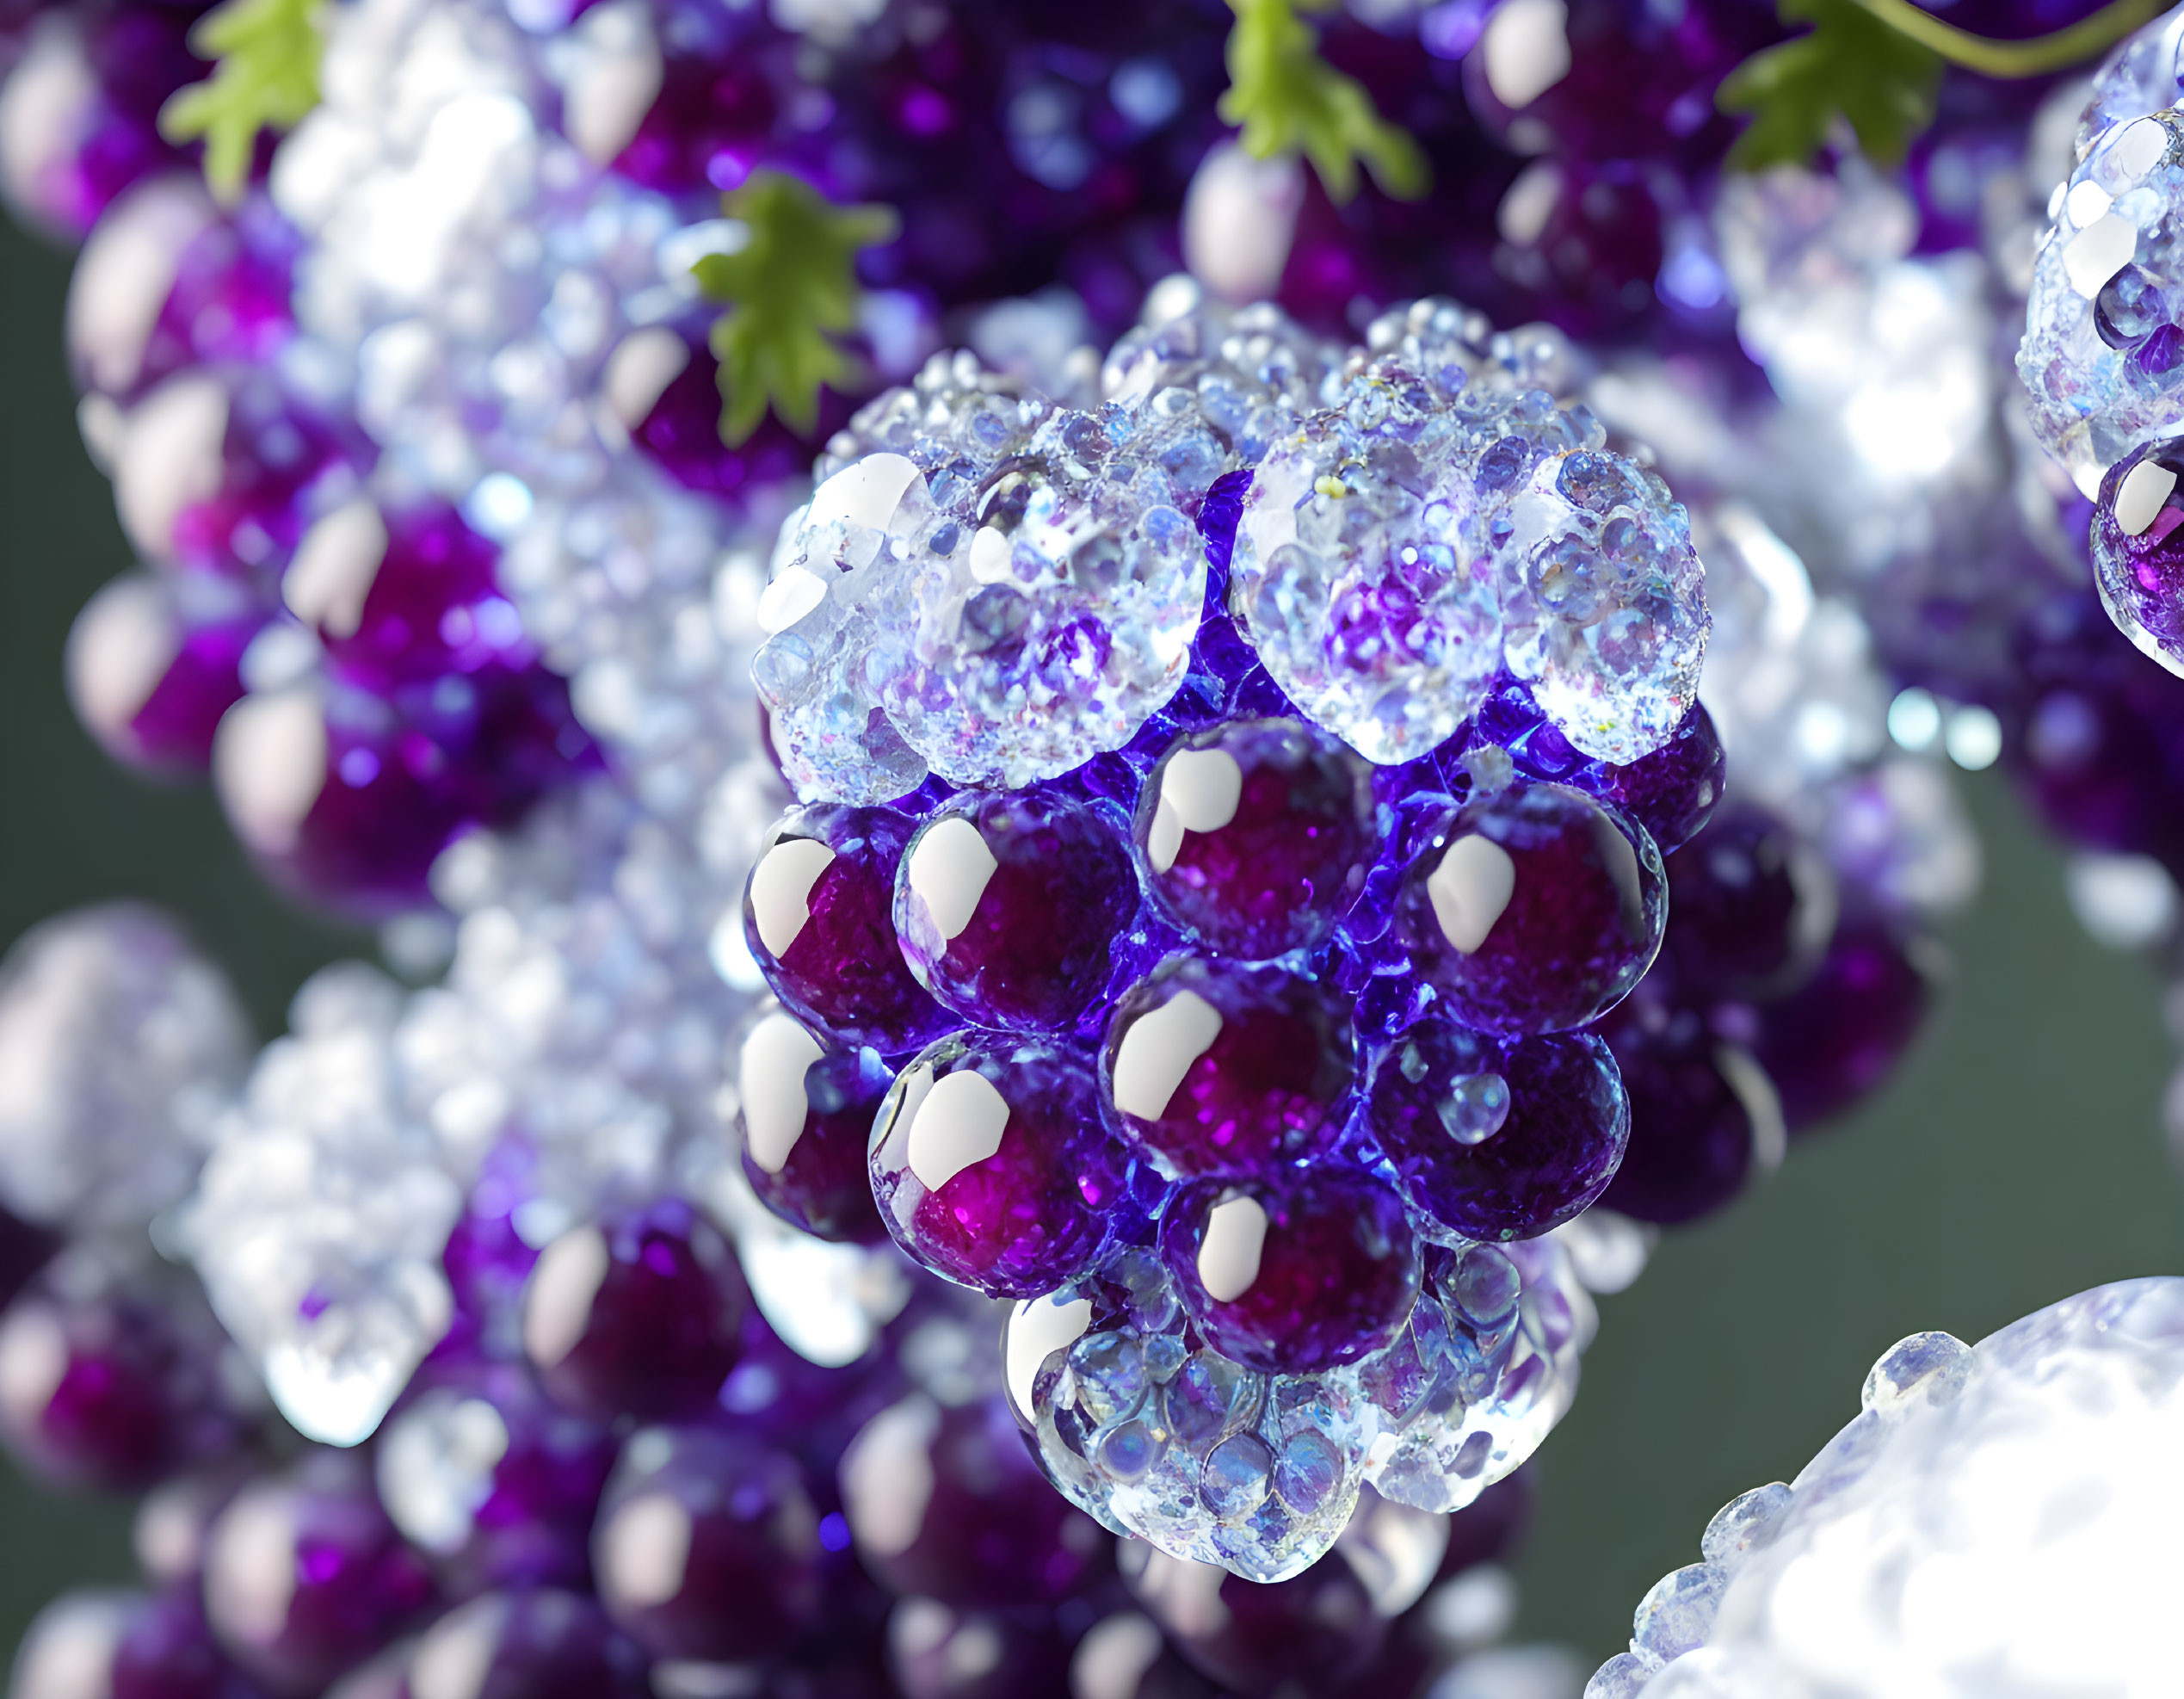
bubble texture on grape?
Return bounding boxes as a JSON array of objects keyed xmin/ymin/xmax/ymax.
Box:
[
  {"xmin": 2021, "ymin": 108, "xmax": 2184, "ymax": 493},
  {"xmin": 1008, "ymin": 1235, "xmax": 1590, "ymax": 1582},
  {"xmin": 756, "ymin": 392, "xmax": 1212, "ymax": 801},
  {"xmin": 2092, "ymin": 432, "xmax": 2184, "ymax": 677},
  {"xmin": 1592, "ymin": 1280, "xmax": 2184, "ymax": 1697}
]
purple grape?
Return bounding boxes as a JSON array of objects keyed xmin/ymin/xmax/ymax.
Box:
[
  {"xmin": 1124, "ymin": 1539, "xmax": 1385, "ymax": 1697},
  {"xmin": 521, "ymin": 1200, "xmax": 749, "ymax": 1423},
  {"xmin": 375, "ymin": 1356, "xmax": 616, "ymax": 1597},
  {"xmin": 736, "ymin": 1011, "xmax": 892, "ymax": 1245},
  {"xmin": 1754, "ymin": 910, "xmax": 1934, "ymax": 1135},
  {"xmin": 0, "ymin": 1199, "xmax": 59, "ymax": 1314},
  {"xmin": 112, "ymin": 1585, "xmax": 268, "ymax": 1699},
  {"xmin": 745, "ymin": 805, "xmax": 953, "ymax": 1055},
  {"xmin": 202, "ymin": 1453, "xmax": 437, "ymax": 1696},
  {"xmin": 838, "ymin": 1392, "xmax": 1112, "ymax": 1609},
  {"xmin": 1101, "ymin": 957, "xmax": 1354, "ymax": 1182},
  {"xmin": 67, "ymin": 571, "xmax": 262, "ymax": 775},
  {"xmin": 1598, "ymin": 998, "xmax": 1763, "ymax": 1225},
  {"xmin": 110, "ymin": 368, "xmax": 369, "ymax": 587},
  {"xmin": 591, "ymin": 1424, "xmax": 824, "ymax": 1662},
  {"xmin": 213, "ymin": 661, "xmax": 596, "ymax": 916},
  {"xmin": 1663, "ymin": 804, "xmax": 1832, "ymax": 998},
  {"xmin": 1575, "ymin": 701, "xmax": 1725, "ymax": 854},
  {"xmin": 135, "ymin": 1462, "xmax": 256, "ymax": 1587},
  {"xmin": 0, "ymin": 1275, "xmax": 248, "ymax": 1492},
  {"xmin": 1394, "ymin": 778, "xmax": 1664, "ymax": 1035},
  {"xmin": 1363, "ymin": 1016, "xmax": 1628, "ymax": 1242},
  {"xmin": 870, "ymin": 1031, "xmax": 1135, "ymax": 1299},
  {"xmin": 0, "ymin": 0, "xmax": 215, "ymax": 240},
  {"xmin": 1133, "ymin": 719, "xmax": 1379, "ymax": 961},
  {"xmin": 398, "ymin": 1591, "xmax": 649, "ymax": 1699},
  {"xmin": 1158, "ymin": 1161, "xmax": 1419, "ymax": 1376},
  {"xmin": 69, "ymin": 183, "xmax": 296, "ymax": 401},
  {"xmin": 886, "ymin": 1600, "xmax": 1074, "ymax": 1699},
  {"xmin": 895, "ymin": 790, "xmax": 1140, "ymax": 1033},
  {"xmin": 614, "ymin": 324, "xmax": 852, "ymax": 505}
]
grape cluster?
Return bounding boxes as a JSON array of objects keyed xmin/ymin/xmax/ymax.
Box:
[
  {"xmin": 740, "ymin": 288, "xmax": 1714, "ymax": 1577},
  {"xmin": 0, "ymin": 901, "xmax": 1568, "ymax": 1699}
]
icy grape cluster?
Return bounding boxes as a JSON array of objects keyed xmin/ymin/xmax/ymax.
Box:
[
  {"xmin": 1589, "ymin": 1279, "xmax": 2184, "ymax": 1698},
  {"xmin": 739, "ymin": 290, "xmax": 1716, "ymax": 1577}
]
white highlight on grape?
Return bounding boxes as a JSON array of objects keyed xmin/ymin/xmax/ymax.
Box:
[
  {"xmin": 839, "ymin": 1395, "xmax": 941, "ymax": 1559},
  {"xmin": 0, "ymin": 15, "xmax": 95, "ymax": 228},
  {"xmin": 2064, "ymin": 212, "xmax": 2138, "ymax": 298},
  {"xmin": 284, "ymin": 499, "xmax": 390, "ymax": 640},
  {"xmin": 738, "ymin": 1011, "xmax": 824, "ymax": 1174},
  {"xmin": 2107, "ymin": 114, "xmax": 2171, "ymax": 181},
  {"xmin": 602, "ymin": 326, "xmax": 690, "ymax": 429},
  {"xmin": 115, "ymin": 374, "xmax": 230, "ymax": 560},
  {"xmin": 600, "ymin": 1492, "xmax": 692, "ymax": 1609},
  {"xmin": 1480, "ymin": 0, "xmax": 1571, "ymax": 109},
  {"xmin": 2113, "ymin": 457, "xmax": 2177, "ymax": 536},
  {"xmin": 2064, "ymin": 178, "xmax": 2113, "ymax": 230},
  {"xmin": 521, "ymin": 1224, "xmax": 609, "ymax": 1369},
  {"xmin": 1427, "ymin": 835, "xmax": 1517, "ymax": 955},
  {"xmin": 904, "ymin": 1069, "xmax": 1010, "ymax": 1191},
  {"xmin": 205, "ymin": 1488, "xmax": 301, "ymax": 1646},
  {"xmin": 213, "ymin": 690, "xmax": 328, "ymax": 856},
  {"xmin": 68, "ymin": 177, "xmax": 213, "ymax": 396},
  {"xmin": 0, "ymin": 1303, "xmax": 69, "ymax": 1426},
  {"xmin": 12, "ymin": 1594, "xmax": 126, "ymax": 1699},
  {"xmin": 1110, "ymin": 989, "xmax": 1224, "ymax": 1121},
  {"xmin": 1943, "ymin": 705, "xmax": 2002, "ymax": 771},
  {"xmin": 66, "ymin": 576, "xmax": 178, "ymax": 746},
  {"xmin": 1182, "ymin": 140, "xmax": 1305, "ymax": 304},
  {"xmin": 748, "ymin": 837, "xmax": 837, "ymax": 958},
  {"xmin": 376, "ymin": 1391, "xmax": 510, "ymax": 1554},
  {"xmin": 968, "ymin": 525, "xmax": 1014, "ymax": 584},
  {"xmin": 1716, "ymin": 1044, "xmax": 1786, "ymax": 1174},
  {"xmin": 2065, "ymin": 851, "xmax": 2178, "ymax": 950},
  {"xmin": 906, "ymin": 817, "xmax": 997, "ymax": 942},
  {"xmin": 1497, "ymin": 160, "xmax": 1563, "ymax": 246},
  {"xmin": 1070, "ymin": 1612, "xmax": 1166, "ymax": 1699},
  {"xmin": 1197, "ymin": 1193, "xmax": 1268, "ymax": 1304},
  {"xmin": 1336, "ymin": 1489, "xmax": 1451, "ymax": 1616},
  {"xmin": 410, "ymin": 1595, "xmax": 508, "ymax": 1699},
  {"xmin": 756, "ymin": 566, "xmax": 830, "ymax": 634},
  {"xmin": 1004, "ymin": 1294, "xmax": 1093, "ymax": 1423},
  {"xmin": 559, "ymin": 0, "xmax": 662, "ymax": 165},
  {"xmin": 1886, "ymin": 687, "xmax": 1942, "ymax": 752},
  {"xmin": 1147, "ymin": 747, "xmax": 1244, "ymax": 873},
  {"xmin": 808, "ymin": 452, "xmax": 922, "ymax": 534}
]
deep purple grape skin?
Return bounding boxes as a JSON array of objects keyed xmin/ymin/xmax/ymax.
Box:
[
  {"xmin": 1364, "ymin": 1017, "xmax": 1628, "ymax": 1242},
  {"xmin": 1395, "ymin": 778, "xmax": 1665, "ymax": 1035},
  {"xmin": 0, "ymin": 1277, "xmax": 247, "ymax": 1492},
  {"xmin": 375, "ymin": 1356, "xmax": 617, "ymax": 1597},
  {"xmin": 202, "ymin": 1454, "xmax": 437, "ymax": 1696},
  {"xmin": 1598, "ymin": 1002, "xmax": 1766, "ymax": 1225},
  {"xmin": 1663, "ymin": 803, "xmax": 1833, "ymax": 998},
  {"xmin": 887, "ymin": 1600, "xmax": 1076, "ymax": 1699},
  {"xmin": 1134, "ymin": 719, "xmax": 1379, "ymax": 960},
  {"xmin": 869, "ymin": 1032, "xmax": 1134, "ymax": 1301},
  {"xmin": 745, "ymin": 805, "xmax": 954, "ymax": 1054},
  {"xmin": 592, "ymin": 1425, "xmax": 824, "ymax": 1663},
  {"xmin": 398, "ymin": 1590, "xmax": 650, "ymax": 1699},
  {"xmin": 1754, "ymin": 910, "xmax": 1934, "ymax": 1135},
  {"xmin": 521, "ymin": 1201, "xmax": 749, "ymax": 1423},
  {"xmin": 1159, "ymin": 1162, "xmax": 1420, "ymax": 1376},
  {"xmin": 838, "ymin": 1393, "xmax": 1111, "ymax": 1609},
  {"xmin": 0, "ymin": 1200, "xmax": 59, "ymax": 1314},
  {"xmin": 1101, "ymin": 957, "xmax": 1354, "ymax": 1182},
  {"xmin": 66, "ymin": 572, "xmax": 263, "ymax": 775},
  {"xmin": 894, "ymin": 790, "xmax": 1139, "ymax": 1033},
  {"xmin": 1578, "ymin": 701, "xmax": 1726, "ymax": 854},
  {"xmin": 214, "ymin": 663, "xmax": 597, "ymax": 917},
  {"xmin": 1125, "ymin": 1538, "xmax": 1385, "ymax": 1698},
  {"xmin": 736, "ymin": 1011, "xmax": 892, "ymax": 1245}
]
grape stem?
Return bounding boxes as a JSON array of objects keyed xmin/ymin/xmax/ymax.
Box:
[{"xmin": 1847, "ymin": 0, "xmax": 2162, "ymax": 79}]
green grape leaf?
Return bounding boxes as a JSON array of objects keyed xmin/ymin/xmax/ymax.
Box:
[
  {"xmin": 1718, "ymin": 0, "xmax": 1942, "ymax": 170},
  {"xmin": 692, "ymin": 171, "xmax": 898, "ymax": 447},
  {"xmin": 157, "ymin": 0, "xmax": 324, "ymax": 204},
  {"xmin": 1218, "ymin": 0, "xmax": 1428, "ymax": 204}
]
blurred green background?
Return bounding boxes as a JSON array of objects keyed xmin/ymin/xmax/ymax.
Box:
[{"xmin": 1, "ymin": 207, "xmax": 2179, "ymax": 1673}]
